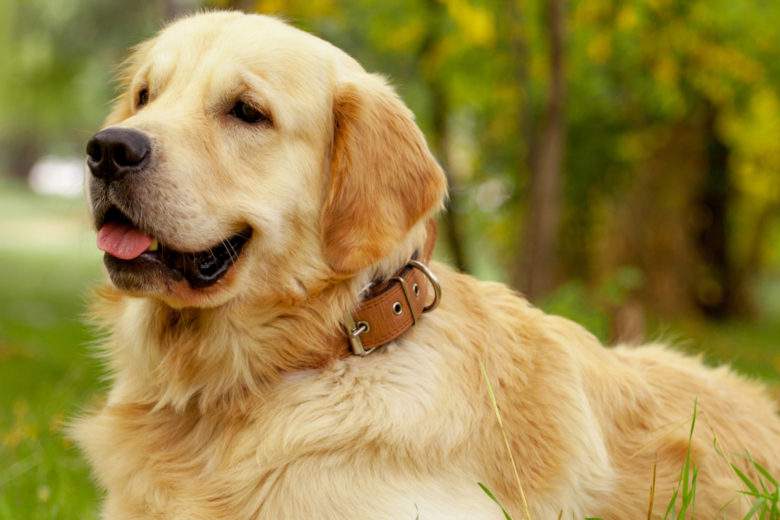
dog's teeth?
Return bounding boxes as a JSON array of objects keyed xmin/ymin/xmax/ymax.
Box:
[{"xmin": 148, "ymin": 239, "xmax": 159, "ymax": 252}]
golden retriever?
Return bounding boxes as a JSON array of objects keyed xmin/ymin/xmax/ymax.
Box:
[{"xmin": 72, "ymin": 11, "xmax": 780, "ymax": 519}]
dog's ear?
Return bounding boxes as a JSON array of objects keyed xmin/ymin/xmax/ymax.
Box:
[{"xmin": 322, "ymin": 73, "xmax": 447, "ymax": 274}]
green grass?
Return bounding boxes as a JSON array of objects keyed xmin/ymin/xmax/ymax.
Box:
[
  {"xmin": 0, "ymin": 182, "xmax": 104, "ymax": 519},
  {"xmin": 0, "ymin": 181, "xmax": 777, "ymax": 518},
  {"xmin": 662, "ymin": 399, "xmax": 699, "ymax": 519}
]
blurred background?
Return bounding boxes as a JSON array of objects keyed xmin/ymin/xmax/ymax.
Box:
[{"xmin": 1, "ymin": 0, "xmax": 779, "ymax": 517}]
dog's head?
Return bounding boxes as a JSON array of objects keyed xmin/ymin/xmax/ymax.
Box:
[{"xmin": 86, "ymin": 12, "xmax": 446, "ymax": 308}]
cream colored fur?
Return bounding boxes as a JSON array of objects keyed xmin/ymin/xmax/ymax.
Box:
[{"xmin": 73, "ymin": 11, "xmax": 780, "ymax": 519}]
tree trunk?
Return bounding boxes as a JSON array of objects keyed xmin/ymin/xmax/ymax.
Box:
[
  {"xmin": 505, "ymin": 0, "xmax": 534, "ymax": 166},
  {"xmin": 693, "ymin": 107, "xmax": 738, "ymax": 318},
  {"xmin": 518, "ymin": 0, "xmax": 566, "ymax": 300},
  {"xmin": 420, "ymin": 0, "xmax": 469, "ymax": 273},
  {"xmin": 505, "ymin": 0, "xmax": 534, "ymax": 288},
  {"xmin": 430, "ymin": 79, "xmax": 469, "ymax": 272}
]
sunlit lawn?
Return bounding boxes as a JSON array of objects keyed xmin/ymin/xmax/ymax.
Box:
[{"xmin": 0, "ymin": 181, "xmax": 777, "ymax": 518}]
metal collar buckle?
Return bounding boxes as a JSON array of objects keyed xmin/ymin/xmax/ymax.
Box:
[
  {"xmin": 344, "ymin": 314, "xmax": 374, "ymax": 356},
  {"xmin": 344, "ymin": 260, "xmax": 441, "ymax": 356}
]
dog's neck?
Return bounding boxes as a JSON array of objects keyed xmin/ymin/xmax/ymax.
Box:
[
  {"xmin": 93, "ymin": 223, "xmax": 432, "ymax": 413},
  {"xmin": 93, "ymin": 277, "xmax": 354, "ymax": 413}
]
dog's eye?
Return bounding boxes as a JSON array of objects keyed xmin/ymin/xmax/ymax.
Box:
[
  {"xmin": 230, "ymin": 101, "xmax": 270, "ymax": 125},
  {"xmin": 137, "ymin": 88, "xmax": 149, "ymax": 108}
]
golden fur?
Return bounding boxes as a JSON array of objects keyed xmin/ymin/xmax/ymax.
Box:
[{"xmin": 73, "ymin": 11, "xmax": 780, "ymax": 519}]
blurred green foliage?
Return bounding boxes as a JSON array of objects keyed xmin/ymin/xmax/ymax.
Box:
[{"xmin": 0, "ymin": 1, "xmax": 164, "ymax": 156}]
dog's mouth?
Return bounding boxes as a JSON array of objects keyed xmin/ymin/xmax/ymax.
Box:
[{"xmin": 97, "ymin": 206, "xmax": 252, "ymax": 289}]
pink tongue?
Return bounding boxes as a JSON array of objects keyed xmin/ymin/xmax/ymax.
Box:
[{"xmin": 97, "ymin": 222, "xmax": 153, "ymax": 260}]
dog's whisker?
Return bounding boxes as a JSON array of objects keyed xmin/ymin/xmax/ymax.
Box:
[{"xmin": 224, "ymin": 239, "xmax": 239, "ymax": 264}]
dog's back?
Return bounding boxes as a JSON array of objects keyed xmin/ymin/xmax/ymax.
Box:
[{"xmin": 430, "ymin": 266, "xmax": 780, "ymax": 517}]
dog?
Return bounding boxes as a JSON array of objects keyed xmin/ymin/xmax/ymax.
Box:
[{"xmin": 72, "ymin": 11, "xmax": 780, "ymax": 519}]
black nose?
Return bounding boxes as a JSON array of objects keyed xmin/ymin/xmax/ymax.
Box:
[{"xmin": 86, "ymin": 128, "xmax": 151, "ymax": 181}]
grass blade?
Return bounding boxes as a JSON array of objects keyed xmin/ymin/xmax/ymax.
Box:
[
  {"xmin": 481, "ymin": 361, "xmax": 532, "ymax": 520},
  {"xmin": 752, "ymin": 460, "xmax": 779, "ymax": 488},
  {"xmin": 478, "ymin": 482, "xmax": 513, "ymax": 520},
  {"xmin": 733, "ymin": 465, "xmax": 761, "ymax": 497},
  {"xmin": 664, "ymin": 485, "xmax": 679, "ymax": 519},
  {"xmin": 665, "ymin": 399, "xmax": 700, "ymax": 519},
  {"xmin": 648, "ymin": 462, "xmax": 657, "ymax": 520},
  {"xmin": 741, "ymin": 497, "xmax": 765, "ymax": 520}
]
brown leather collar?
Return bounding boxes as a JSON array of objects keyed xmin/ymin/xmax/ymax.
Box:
[{"xmin": 341, "ymin": 220, "xmax": 441, "ymax": 356}]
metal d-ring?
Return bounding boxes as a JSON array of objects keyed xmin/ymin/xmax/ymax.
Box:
[{"xmin": 407, "ymin": 259, "xmax": 441, "ymax": 313}]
